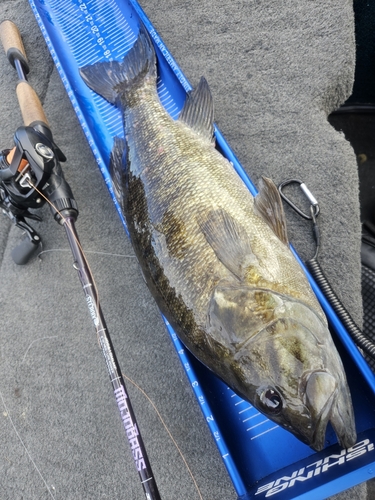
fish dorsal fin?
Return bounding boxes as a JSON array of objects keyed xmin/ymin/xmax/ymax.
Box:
[
  {"xmin": 178, "ymin": 77, "xmax": 215, "ymax": 143},
  {"xmin": 254, "ymin": 177, "xmax": 289, "ymax": 245},
  {"xmin": 199, "ymin": 209, "xmax": 256, "ymax": 279}
]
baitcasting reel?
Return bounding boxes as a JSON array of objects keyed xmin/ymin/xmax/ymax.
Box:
[
  {"xmin": 0, "ymin": 122, "xmax": 78, "ymax": 264},
  {"xmin": 0, "ymin": 18, "xmax": 78, "ymax": 264}
]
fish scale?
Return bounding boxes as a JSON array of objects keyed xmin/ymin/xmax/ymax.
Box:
[
  {"xmin": 128, "ymin": 119, "xmax": 242, "ymax": 318},
  {"xmin": 137, "ymin": 120, "xmax": 318, "ymax": 317}
]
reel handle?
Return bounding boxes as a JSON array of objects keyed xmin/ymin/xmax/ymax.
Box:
[{"xmin": 11, "ymin": 234, "xmax": 40, "ymax": 265}]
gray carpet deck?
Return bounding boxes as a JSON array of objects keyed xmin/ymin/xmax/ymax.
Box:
[{"xmin": 0, "ymin": 0, "xmax": 371, "ymax": 498}]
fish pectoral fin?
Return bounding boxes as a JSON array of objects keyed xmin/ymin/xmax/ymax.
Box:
[
  {"xmin": 199, "ymin": 208, "xmax": 254, "ymax": 279},
  {"xmin": 207, "ymin": 284, "xmax": 277, "ymax": 348},
  {"xmin": 254, "ymin": 177, "xmax": 289, "ymax": 245},
  {"xmin": 178, "ymin": 77, "xmax": 215, "ymax": 144},
  {"xmin": 109, "ymin": 136, "xmax": 128, "ymax": 213}
]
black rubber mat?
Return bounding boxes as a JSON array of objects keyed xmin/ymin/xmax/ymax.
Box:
[
  {"xmin": 362, "ymin": 265, "xmax": 375, "ymax": 370},
  {"xmin": 346, "ymin": 0, "xmax": 375, "ymax": 106}
]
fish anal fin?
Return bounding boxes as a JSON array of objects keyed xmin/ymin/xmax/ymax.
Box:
[
  {"xmin": 254, "ymin": 177, "xmax": 289, "ymax": 245},
  {"xmin": 199, "ymin": 208, "xmax": 256, "ymax": 279},
  {"xmin": 178, "ymin": 77, "xmax": 215, "ymax": 143}
]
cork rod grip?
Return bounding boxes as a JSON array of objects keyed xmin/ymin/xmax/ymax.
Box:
[
  {"xmin": 16, "ymin": 81, "xmax": 49, "ymax": 127},
  {"xmin": 0, "ymin": 20, "xmax": 29, "ymax": 71}
]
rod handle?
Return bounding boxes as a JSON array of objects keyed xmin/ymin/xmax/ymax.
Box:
[
  {"xmin": 0, "ymin": 20, "xmax": 29, "ymax": 73},
  {"xmin": 16, "ymin": 81, "xmax": 49, "ymax": 127}
]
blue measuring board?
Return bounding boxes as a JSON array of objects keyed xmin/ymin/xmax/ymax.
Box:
[{"xmin": 28, "ymin": 0, "xmax": 375, "ymax": 498}]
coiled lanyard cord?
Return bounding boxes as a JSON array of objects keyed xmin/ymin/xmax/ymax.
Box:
[{"xmin": 278, "ymin": 179, "xmax": 375, "ymax": 359}]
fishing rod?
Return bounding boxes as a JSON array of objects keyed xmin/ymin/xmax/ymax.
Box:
[{"xmin": 0, "ymin": 20, "xmax": 161, "ymax": 500}]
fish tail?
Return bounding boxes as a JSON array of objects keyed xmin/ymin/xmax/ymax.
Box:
[{"xmin": 79, "ymin": 25, "xmax": 156, "ymax": 104}]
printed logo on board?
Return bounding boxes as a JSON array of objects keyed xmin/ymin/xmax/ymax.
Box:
[{"xmin": 255, "ymin": 440, "xmax": 374, "ymax": 497}]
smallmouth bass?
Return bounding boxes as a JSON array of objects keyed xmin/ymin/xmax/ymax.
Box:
[{"xmin": 80, "ymin": 26, "xmax": 356, "ymax": 451}]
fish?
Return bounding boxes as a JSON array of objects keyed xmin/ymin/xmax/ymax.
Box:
[{"xmin": 80, "ymin": 26, "xmax": 356, "ymax": 451}]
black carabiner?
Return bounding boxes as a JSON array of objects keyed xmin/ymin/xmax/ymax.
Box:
[{"xmin": 278, "ymin": 179, "xmax": 320, "ymax": 220}]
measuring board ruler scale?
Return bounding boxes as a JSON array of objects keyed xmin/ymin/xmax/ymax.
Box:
[{"xmin": 28, "ymin": 0, "xmax": 375, "ymax": 498}]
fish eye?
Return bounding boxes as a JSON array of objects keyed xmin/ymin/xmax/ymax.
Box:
[{"xmin": 260, "ymin": 388, "xmax": 283, "ymax": 415}]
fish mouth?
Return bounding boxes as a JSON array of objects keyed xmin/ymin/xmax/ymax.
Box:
[{"xmin": 305, "ymin": 371, "xmax": 356, "ymax": 451}]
